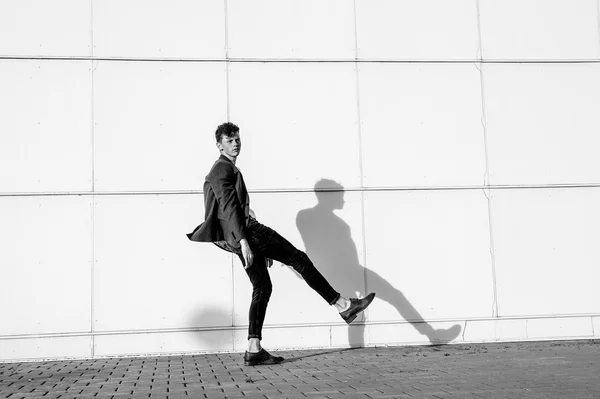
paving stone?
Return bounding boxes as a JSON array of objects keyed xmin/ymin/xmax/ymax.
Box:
[{"xmin": 1, "ymin": 341, "xmax": 600, "ymax": 398}]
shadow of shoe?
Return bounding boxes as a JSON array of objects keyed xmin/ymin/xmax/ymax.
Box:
[
  {"xmin": 281, "ymin": 347, "xmax": 359, "ymax": 364},
  {"xmin": 427, "ymin": 324, "xmax": 462, "ymax": 345}
]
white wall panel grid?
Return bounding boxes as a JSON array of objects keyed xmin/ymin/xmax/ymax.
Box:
[
  {"xmin": 227, "ymin": 0, "xmax": 355, "ymax": 60},
  {"xmin": 0, "ymin": 196, "xmax": 92, "ymax": 336},
  {"xmin": 594, "ymin": 317, "xmax": 600, "ymax": 338},
  {"xmin": 355, "ymin": 0, "xmax": 480, "ymax": 60},
  {"xmin": 479, "ymin": 0, "xmax": 600, "ymax": 61},
  {"xmin": 462, "ymin": 317, "xmax": 596, "ymax": 342},
  {"xmin": 229, "ymin": 62, "xmax": 361, "ymax": 191},
  {"xmin": 462, "ymin": 319, "xmax": 503, "ymax": 342},
  {"xmin": 233, "ymin": 191, "xmax": 366, "ymax": 326},
  {"xmin": 233, "ymin": 326, "xmax": 331, "ymax": 351},
  {"xmin": 0, "ymin": 0, "xmax": 91, "ymax": 57},
  {"xmin": 363, "ymin": 190, "xmax": 495, "ymax": 324},
  {"xmin": 491, "ymin": 187, "xmax": 600, "ymax": 317},
  {"xmin": 93, "ymin": 61, "xmax": 227, "ymax": 192},
  {"xmin": 367, "ymin": 320, "xmax": 464, "ymax": 346},
  {"xmin": 94, "ymin": 330, "xmax": 234, "ymax": 357},
  {"xmin": 93, "ymin": 194, "xmax": 233, "ymax": 332},
  {"xmin": 2, "ymin": 0, "xmax": 600, "ymax": 364},
  {"xmin": 526, "ymin": 317, "xmax": 594, "ymax": 340},
  {"xmin": 330, "ymin": 323, "xmax": 373, "ymax": 347},
  {"xmin": 0, "ymin": 60, "xmax": 93, "ymax": 193},
  {"xmin": 484, "ymin": 63, "xmax": 600, "ymax": 186},
  {"xmin": 358, "ymin": 63, "xmax": 486, "ymax": 188},
  {"xmin": 93, "ymin": 0, "xmax": 226, "ymax": 60},
  {"xmin": 0, "ymin": 336, "xmax": 92, "ymax": 361}
]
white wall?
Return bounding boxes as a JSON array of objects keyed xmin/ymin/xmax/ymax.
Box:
[{"xmin": 1, "ymin": 0, "xmax": 600, "ymax": 362}]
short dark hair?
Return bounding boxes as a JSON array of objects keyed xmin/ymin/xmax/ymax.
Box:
[{"xmin": 215, "ymin": 122, "xmax": 239, "ymax": 143}]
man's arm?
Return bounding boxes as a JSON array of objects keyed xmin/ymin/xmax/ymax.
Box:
[
  {"xmin": 239, "ymin": 238, "xmax": 254, "ymax": 269},
  {"xmin": 247, "ymin": 208, "xmax": 272, "ymax": 267},
  {"xmin": 208, "ymin": 163, "xmax": 254, "ymax": 268}
]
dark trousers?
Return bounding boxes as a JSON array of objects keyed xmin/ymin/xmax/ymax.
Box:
[{"xmin": 222, "ymin": 218, "xmax": 340, "ymax": 340}]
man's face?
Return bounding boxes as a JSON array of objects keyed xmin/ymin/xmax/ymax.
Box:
[{"xmin": 217, "ymin": 132, "xmax": 241, "ymax": 160}]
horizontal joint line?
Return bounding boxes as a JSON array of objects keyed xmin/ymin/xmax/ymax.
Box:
[{"xmin": 2, "ymin": 184, "xmax": 600, "ymax": 197}]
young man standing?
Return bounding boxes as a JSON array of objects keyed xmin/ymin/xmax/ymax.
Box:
[{"xmin": 188, "ymin": 122, "xmax": 375, "ymax": 366}]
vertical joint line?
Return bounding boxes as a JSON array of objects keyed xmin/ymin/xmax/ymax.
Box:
[
  {"xmin": 475, "ymin": 0, "xmax": 490, "ymax": 183},
  {"xmin": 225, "ymin": 0, "xmax": 234, "ymax": 331},
  {"xmin": 476, "ymin": 0, "xmax": 499, "ymax": 319},
  {"xmin": 352, "ymin": 0, "xmax": 359, "ymax": 62},
  {"xmin": 226, "ymin": 64, "xmax": 231, "ymax": 122},
  {"xmin": 90, "ymin": 0, "xmax": 96, "ymax": 193},
  {"xmin": 475, "ymin": 0, "xmax": 483, "ymax": 61},
  {"xmin": 230, "ymin": 254, "xmax": 236, "ymax": 339},
  {"xmin": 597, "ymin": 0, "xmax": 600, "ymax": 53},
  {"xmin": 352, "ymin": 0, "xmax": 363, "ymax": 189},
  {"xmin": 90, "ymin": 0, "xmax": 96, "ymax": 358},
  {"xmin": 225, "ymin": 0, "xmax": 234, "ymax": 332},
  {"xmin": 91, "ymin": 64, "xmax": 95, "ymax": 193},
  {"xmin": 353, "ymin": 0, "xmax": 370, "ymax": 314},
  {"xmin": 91, "ymin": 196, "xmax": 96, "ymax": 356},
  {"xmin": 224, "ymin": 0, "xmax": 231, "ymax": 121}
]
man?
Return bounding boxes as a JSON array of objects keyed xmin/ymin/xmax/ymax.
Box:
[{"xmin": 188, "ymin": 122, "xmax": 375, "ymax": 366}]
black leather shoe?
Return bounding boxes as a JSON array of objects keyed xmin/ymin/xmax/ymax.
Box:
[
  {"xmin": 243, "ymin": 348, "xmax": 284, "ymax": 366},
  {"xmin": 340, "ymin": 293, "xmax": 376, "ymax": 324}
]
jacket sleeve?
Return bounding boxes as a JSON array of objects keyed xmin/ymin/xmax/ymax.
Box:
[{"xmin": 207, "ymin": 162, "xmax": 247, "ymax": 244}]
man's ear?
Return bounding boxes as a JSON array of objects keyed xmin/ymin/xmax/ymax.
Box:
[{"xmin": 216, "ymin": 141, "xmax": 222, "ymax": 152}]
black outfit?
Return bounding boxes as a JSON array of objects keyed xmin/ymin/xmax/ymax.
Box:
[{"xmin": 188, "ymin": 155, "xmax": 340, "ymax": 340}]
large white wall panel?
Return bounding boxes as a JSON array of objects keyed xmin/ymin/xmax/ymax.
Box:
[
  {"xmin": 356, "ymin": 0, "xmax": 480, "ymax": 60},
  {"xmin": 234, "ymin": 326, "xmax": 332, "ymax": 351},
  {"xmin": 527, "ymin": 317, "xmax": 594, "ymax": 340},
  {"xmin": 363, "ymin": 190, "xmax": 494, "ymax": 322},
  {"xmin": 484, "ymin": 63, "xmax": 600, "ymax": 186},
  {"xmin": 0, "ymin": 196, "xmax": 92, "ymax": 335},
  {"xmin": 0, "ymin": 336, "xmax": 92, "ymax": 361},
  {"xmin": 94, "ymin": 194, "xmax": 233, "ymax": 332},
  {"xmin": 479, "ymin": 0, "xmax": 600, "ymax": 60},
  {"xmin": 229, "ymin": 63, "xmax": 361, "ymax": 190},
  {"xmin": 0, "ymin": 0, "xmax": 91, "ymax": 57},
  {"xmin": 491, "ymin": 188, "xmax": 600, "ymax": 317},
  {"xmin": 359, "ymin": 63, "xmax": 486, "ymax": 188},
  {"xmin": 0, "ymin": 60, "xmax": 92, "ymax": 193},
  {"xmin": 93, "ymin": 61, "xmax": 227, "ymax": 192},
  {"xmin": 227, "ymin": 0, "xmax": 355, "ymax": 59},
  {"xmin": 93, "ymin": 0, "xmax": 226, "ymax": 59},
  {"xmin": 232, "ymin": 191, "xmax": 366, "ymax": 327},
  {"xmin": 94, "ymin": 330, "xmax": 234, "ymax": 357}
]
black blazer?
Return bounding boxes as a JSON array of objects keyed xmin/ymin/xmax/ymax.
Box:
[{"xmin": 187, "ymin": 155, "xmax": 250, "ymax": 249}]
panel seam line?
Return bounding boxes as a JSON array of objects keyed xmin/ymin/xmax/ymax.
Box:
[
  {"xmin": 476, "ymin": 0, "xmax": 499, "ymax": 319},
  {"xmin": 90, "ymin": 0, "xmax": 96, "ymax": 358},
  {"xmin": 353, "ymin": 0, "xmax": 371, "ymax": 327},
  {"xmin": 224, "ymin": 0, "xmax": 236, "ymax": 338}
]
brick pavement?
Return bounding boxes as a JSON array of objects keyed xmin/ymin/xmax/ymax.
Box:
[{"xmin": 1, "ymin": 340, "xmax": 599, "ymax": 398}]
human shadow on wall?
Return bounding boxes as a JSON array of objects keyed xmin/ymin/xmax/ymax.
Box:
[
  {"xmin": 296, "ymin": 179, "xmax": 461, "ymax": 347},
  {"xmin": 190, "ymin": 307, "xmax": 233, "ymax": 350}
]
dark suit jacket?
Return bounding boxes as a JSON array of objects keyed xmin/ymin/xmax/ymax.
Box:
[{"xmin": 187, "ymin": 155, "xmax": 250, "ymax": 249}]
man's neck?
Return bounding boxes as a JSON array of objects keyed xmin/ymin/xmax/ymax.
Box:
[{"xmin": 222, "ymin": 153, "xmax": 237, "ymax": 165}]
